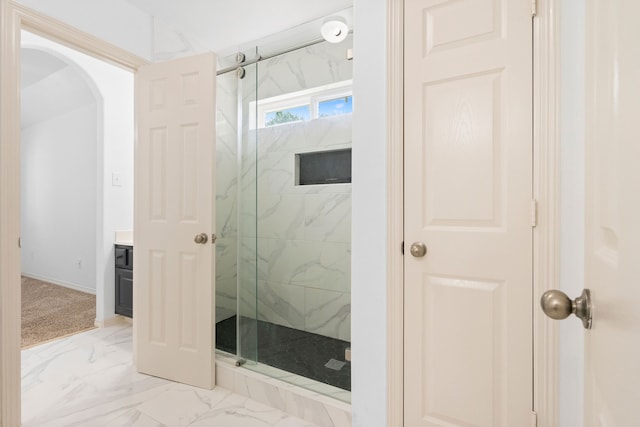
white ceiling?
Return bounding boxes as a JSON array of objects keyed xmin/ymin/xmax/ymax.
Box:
[{"xmin": 123, "ymin": 0, "xmax": 353, "ymax": 54}]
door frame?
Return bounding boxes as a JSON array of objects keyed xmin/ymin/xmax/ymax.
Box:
[
  {"xmin": 0, "ymin": 1, "xmax": 146, "ymax": 424},
  {"xmin": 385, "ymin": 0, "xmax": 561, "ymax": 425}
]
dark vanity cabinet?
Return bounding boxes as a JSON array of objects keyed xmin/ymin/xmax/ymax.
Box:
[{"xmin": 115, "ymin": 244, "xmax": 133, "ymax": 318}]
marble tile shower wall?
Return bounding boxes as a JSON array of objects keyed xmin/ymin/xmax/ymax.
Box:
[
  {"xmin": 255, "ymin": 34, "xmax": 353, "ymax": 100},
  {"xmin": 240, "ymin": 116, "xmax": 352, "ymax": 342}
]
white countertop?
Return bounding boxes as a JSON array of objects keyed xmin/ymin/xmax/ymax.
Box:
[{"xmin": 115, "ymin": 230, "xmax": 133, "ymax": 246}]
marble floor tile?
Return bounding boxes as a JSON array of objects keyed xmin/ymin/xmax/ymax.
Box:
[{"xmin": 21, "ymin": 324, "xmax": 319, "ymax": 427}]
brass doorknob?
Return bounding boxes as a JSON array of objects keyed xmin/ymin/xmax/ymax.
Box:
[
  {"xmin": 540, "ymin": 289, "xmax": 592, "ymax": 329},
  {"xmin": 194, "ymin": 233, "xmax": 208, "ymax": 244},
  {"xmin": 410, "ymin": 242, "xmax": 427, "ymax": 258}
]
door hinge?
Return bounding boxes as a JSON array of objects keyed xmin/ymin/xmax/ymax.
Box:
[
  {"xmin": 531, "ymin": 0, "xmax": 537, "ymax": 16},
  {"xmin": 531, "ymin": 199, "xmax": 538, "ymax": 227},
  {"xmin": 531, "ymin": 411, "xmax": 538, "ymax": 427}
]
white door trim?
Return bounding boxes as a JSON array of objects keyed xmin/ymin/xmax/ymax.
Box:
[
  {"xmin": 0, "ymin": 2, "xmax": 147, "ymax": 424},
  {"xmin": 7, "ymin": 2, "xmax": 146, "ymax": 70},
  {"xmin": 386, "ymin": 0, "xmax": 404, "ymax": 426},
  {"xmin": 532, "ymin": 0, "xmax": 561, "ymax": 425},
  {"xmin": 385, "ymin": 0, "xmax": 561, "ymax": 425}
]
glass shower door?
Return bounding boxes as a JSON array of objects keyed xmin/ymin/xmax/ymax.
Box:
[
  {"xmin": 216, "ymin": 34, "xmax": 354, "ymax": 400},
  {"xmin": 214, "ymin": 52, "xmax": 259, "ymax": 364}
]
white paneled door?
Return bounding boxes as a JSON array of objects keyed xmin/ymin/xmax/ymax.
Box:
[
  {"xmin": 135, "ymin": 53, "xmax": 216, "ymax": 389},
  {"xmin": 404, "ymin": 1, "xmax": 533, "ymax": 426},
  {"xmin": 584, "ymin": 1, "xmax": 640, "ymax": 425}
]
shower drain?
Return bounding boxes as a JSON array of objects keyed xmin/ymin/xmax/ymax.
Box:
[{"xmin": 324, "ymin": 358, "xmax": 347, "ymax": 371}]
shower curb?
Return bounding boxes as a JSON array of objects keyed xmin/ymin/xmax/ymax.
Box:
[{"xmin": 215, "ymin": 353, "xmax": 352, "ymax": 427}]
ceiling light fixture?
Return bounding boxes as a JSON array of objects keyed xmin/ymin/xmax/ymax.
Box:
[{"xmin": 321, "ymin": 17, "xmax": 349, "ymax": 44}]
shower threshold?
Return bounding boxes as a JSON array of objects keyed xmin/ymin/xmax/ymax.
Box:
[{"xmin": 216, "ymin": 315, "xmax": 351, "ymax": 392}]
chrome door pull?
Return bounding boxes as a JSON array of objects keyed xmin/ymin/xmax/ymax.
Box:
[{"xmin": 540, "ymin": 289, "xmax": 592, "ymax": 329}]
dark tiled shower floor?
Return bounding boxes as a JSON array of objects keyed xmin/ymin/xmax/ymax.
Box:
[{"xmin": 216, "ymin": 316, "xmax": 351, "ymax": 391}]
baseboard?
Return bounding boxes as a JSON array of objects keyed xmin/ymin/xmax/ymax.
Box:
[
  {"xmin": 21, "ymin": 272, "xmax": 96, "ymax": 295},
  {"xmin": 95, "ymin": 315, "xmax": 131, "ymax": 328}
]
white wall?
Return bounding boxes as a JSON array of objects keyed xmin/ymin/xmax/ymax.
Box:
[
  {"xmin": 22, "ymin": 32, "xmax": 135, "ymax": 323},
  {"xmin": 21, "ymin": 102, "xmax": 98, "ymax": 293},
  {"xmin": 351, "ymin": 0, "xmax": 388, "ymax": 425},
  {"xmin": 559, "ymin": 0, "xmax": 585, "ymax": 425}
]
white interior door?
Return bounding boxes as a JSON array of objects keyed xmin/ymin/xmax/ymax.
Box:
[
  {"xmin": 134, "ymin": 52, "xmax": 216, "ymax": 389},
  {"xmin": 403, "ymin": 1, "xmax": 533, "ymax": 426},
  {"xmin": 584, "ymin": 1, "xmax": 640, "ymax": 424}
]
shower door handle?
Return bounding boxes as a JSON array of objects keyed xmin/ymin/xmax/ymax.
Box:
[{"xmin": 194, "ymin": 233, "xmax": 208, "ymax": 244}]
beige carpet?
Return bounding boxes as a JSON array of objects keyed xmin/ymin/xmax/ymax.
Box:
[{"xmin": 21, "ymin": 276, "xmax": 96, "ymax": 348}]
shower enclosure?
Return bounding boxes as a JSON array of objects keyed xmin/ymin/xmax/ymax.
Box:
[{"xmin": 214, "ymin": 25, "xmax": 353, "ymax": 401}]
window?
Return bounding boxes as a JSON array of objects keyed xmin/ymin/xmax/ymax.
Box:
[
  {"xmin": 251, "ymin": 80, "xmax": 353, "ymax": 129},
  {"xmin": 264, "ymin": 104, "xmax": 310, "ymax": 126},
  {"xmin": 318, "ymin": 96, "xmax": 353, "ymax": 118}
]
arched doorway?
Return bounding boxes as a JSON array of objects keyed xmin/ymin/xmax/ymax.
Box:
[{"xmin": 20, "ymin": 46, "xmax": 101, "ymax": 347}]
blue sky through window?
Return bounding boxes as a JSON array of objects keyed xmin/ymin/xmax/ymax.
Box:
[
  {"xmin": 253, "ymin": 81, "xmax": 353, "ymax": 129},
  {"xmin": 319, "ymin": 96, "xmax": 353, "ymax": 117}
]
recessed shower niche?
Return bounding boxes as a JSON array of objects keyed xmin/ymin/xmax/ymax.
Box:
[
  {"xmin": 296, "ymin": 148, "xmax": 352, "ymax": 186},
  {"xmin": 214, "ymin": 12, "xmax": 353, "ymax": 401}
]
